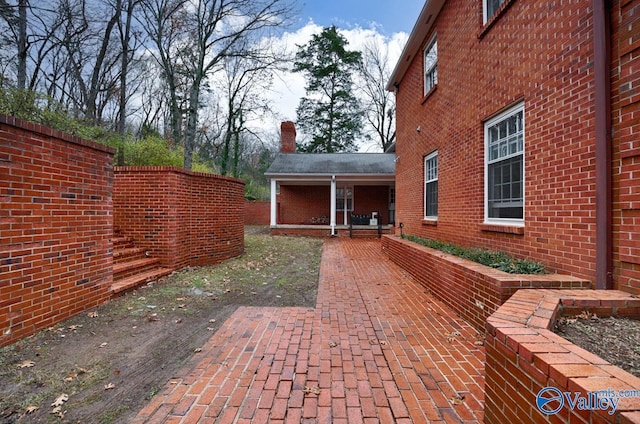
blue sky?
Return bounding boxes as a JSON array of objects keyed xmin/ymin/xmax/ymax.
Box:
[{"xmin": 298, "ymin": 1, "xmax": 425, "ymax": 35}]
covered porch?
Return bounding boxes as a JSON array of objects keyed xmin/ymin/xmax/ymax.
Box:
[{"xmin": 265, "ymin": 155, "xmax": 396, "ymax": 237}]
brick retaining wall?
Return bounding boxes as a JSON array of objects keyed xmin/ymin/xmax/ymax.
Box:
[
  {"xmin": 114, "ymin": 167, "xmax": 245, "ymax": 269},
  {"xmin": 381, "ymin": 235, "xmax": 591, "ymax": 332},
  {"xmin": 0, "ymin": 115, "xmax": 114, "ymax": 347},
  {"xmin": 485, "ymin": 289, "xmax": 640, "ymax": 424},
  {"xmin": 244, "ymin": 200, "xmax": 270, "ymax": 225}
]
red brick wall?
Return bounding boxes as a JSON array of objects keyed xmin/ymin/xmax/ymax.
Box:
[
  {"xmin": 382, "ymin": 235, "xmax": 590, "ymax": 332},
  {"xmin": 394, "ymin": 0, "xmax": 598, "ymax": 284},
  {"xmin": 277, "ymin": 185, "xmax": 332, "ymax": 224},
  {"xmin": 244, "ymin": 201, "xmax": 270, "ymax": 225},
  {"xmin": 0, "ymin": 115, "xmax": 114, "ymax": 348},
  {"xmin": 353, "ymin": 186, "xmax": 391, "ymax": 225},
  {"xmin": 277, "ymin": 185, "xmax": 391, "ymax": 225},
  {"xmin": 612, "ymin": 0, "xmax": 640, "ymax": 295},
  {"xmin": 485, "ymin": 289, "xmax": 640, "ymax": 424},
  {"xmin": 113, "ymin": 167, "xmax": 244, "ymax": 269}
]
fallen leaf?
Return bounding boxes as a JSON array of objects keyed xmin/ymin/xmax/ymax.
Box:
[
  {"xmin": 63, "ymin": 372, "xmax": 77, "ymax": 382},
  {"xmin": 51, "ymin": 393, "xmax": 68, "ymax": 407},
  {"xmin": 328, "ymin": 341, "xmax": 338, "ymax": 348},
  {"xmin": 104, "ymin": 383, "xmax": 115, "ymax": 390},
  {"xmin": 450, "ymin": 393, "xmax": 465, "ymax": 405},
  {"xmin": 303, "ymin": 386, "xmax": 321, "ymax": 395},
  {"xmin": 87, "ymin": 311, "xmax": 98, "ymax": 318},
  {"xmin": 207, "ymin": 327, "xmax": 215, "ymax": 331},
  {"xmin": 474, "ymin": 340, "xmax": 485, "ymax": 346},
  {"xmin": 175, "ymin": 318, "xmax": 182, "ymax": 324},
  {"xmin": 17, "ymin": 360, "xmax": 35, "ymax": 368},
  {"xmin": 176, "ymin": 297, "xmax": 186, "ymax": 301},
  {"xmin": 208, "ymin": 319, "xmax": 216, "ymax": 323},
  {"xmin": 194, "ymin": 347, "xmax": 202, "ymax": 353},
  {"xmin": 50, "ymin": 405, "xmax": 64, "ymax": 418},
  {"xmin": 380, "ymin": 340, "xmax": 388, "ymax": 345},
  {"xmin": 147, "ymin": 314, "xmax": 159, "ymax": 322},
  {"xmin": 76, "ymin": 367, "xmax": 88, "ymax": 374},
  {"xmin": 25, "ymin": 405, "xmax": 38, "ymax": 414},
  {"xmin": 99, "ymin": 342, "xmax": 108, "ymax": 348}
]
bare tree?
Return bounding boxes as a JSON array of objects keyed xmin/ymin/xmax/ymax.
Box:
[
  {"xmin": 139, "ymin": 0, "xmax": 295, "ymax": 169},
  {"xmin": 357, "ymin": 37, "xmax": 396, "ymax": 152},
  {"xmin": 218, "ymin": 36, "xmax": 284, "ymax": 177}
]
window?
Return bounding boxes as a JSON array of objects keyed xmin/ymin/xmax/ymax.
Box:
[
  {"xmin": 424, "ymin": 152, "xmax": 438, "ymax": 218},
  {"xmin": 336, "ymin": 186, "xmax": 353, "ymax": 211},
  {"xmin": 485, "ymin": 104, "xmax": 524, "ymax": 222},
  {"xmin": 423, "ymin": 37, "xmax": 437, "ymax": 95},
  {"xmin": 484, "ymin": 0, "xmax": 506, "ymax": 23}
]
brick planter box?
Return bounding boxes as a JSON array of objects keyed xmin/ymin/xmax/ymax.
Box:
[
  {"xmin": 381, "ymin": 235, "xmax": 591, "ymax": 332},
  {"xmin": 485, "ymin": 289, "xmax": 640, "ymax": 424}
]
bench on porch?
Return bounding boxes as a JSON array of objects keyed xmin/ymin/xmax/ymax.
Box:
[{"xmin": 349, "ymin": 213, "xmax": 383, "ymax": 238}]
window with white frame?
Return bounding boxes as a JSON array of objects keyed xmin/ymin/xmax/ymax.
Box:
[
  {"xmin": 483, "ymin": 0, "xmax": 506, "ymax": 23},
  {"xmin": 424, "ymin": 152, "xmax": 438, "ymax": 218},
  {"xmin": 336, "ymin": 186, "xmax": 353, "ymax": 211},
  {"xmin": 423, "ymin": 37, "xmax": 437, "ymax": 95},
  {"xmin": 485, "ymin": 104, "xmax": 524, "ymax": 222}
]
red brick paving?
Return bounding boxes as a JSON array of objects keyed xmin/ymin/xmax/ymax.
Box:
[{"xmin": 132, "ymin": 239, "xmax": 485, "ymax": 423}]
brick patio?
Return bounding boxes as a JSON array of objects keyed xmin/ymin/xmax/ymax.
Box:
[{"xmin": 132, "ymin": 238, "xmax": 485, "ymax": 423}]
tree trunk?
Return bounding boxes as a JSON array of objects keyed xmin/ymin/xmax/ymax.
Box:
[{"xmin": 16, "ymin": 0, "xmax": 27, "ymax": 90}]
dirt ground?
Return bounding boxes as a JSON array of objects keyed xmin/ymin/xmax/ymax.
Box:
[
  {"xmin": 555, "ymin": 313, "xmax": 640, "ymax": 378},
  {"xmin": 0, "ymin": 227, "xmax": 323, "ymax": 423}
]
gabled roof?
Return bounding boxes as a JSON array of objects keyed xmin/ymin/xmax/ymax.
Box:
[
  {"xmin": 387, "ymin": 0, "xmax": 446, "ymax": 91},
  {"xmin": 265, "ymin": 153, "xmax": 395, "ymax": 178}
]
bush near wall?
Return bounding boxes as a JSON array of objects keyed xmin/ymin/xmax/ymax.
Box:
[
  {"xmin": 0, "ymin": 114, "xmax": 114, "ymax": 348},
  {"xmin": 113, "ymin": 167, "xmax": 245, "ymax": 269}
]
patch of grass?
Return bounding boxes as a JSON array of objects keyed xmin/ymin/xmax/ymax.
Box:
[
  {"xmin": 403, "ymin": 234, "xmax": 547, "ymax": 274},
  {"xmin": 98, "ymin": 405, "xmax": 131, "ymax": 424},
  {"xmin": 147, "ymin": 386, "xmax": 161, "ymax": 399}
]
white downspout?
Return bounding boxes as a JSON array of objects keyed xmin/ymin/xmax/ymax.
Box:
[
  {"xmin": 270, "ymin": 179, "xmax": 277, "ymax": 227},
  {"xmin": 330, "ymin": 175, "xmax": 336, "ymax": 236}
]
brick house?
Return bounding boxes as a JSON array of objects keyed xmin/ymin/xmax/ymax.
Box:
[
  {"xmin": 387, "ymin": 0, "xmax": 640, "ymax": 294},
  {"xmin": 265, "ymin": 122, "xmax": 395, "ymax": 237}
]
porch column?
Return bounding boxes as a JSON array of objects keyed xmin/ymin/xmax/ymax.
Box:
[
  {"xmin": 330, "ymin": 175, "xmax": 336, "ymax": 235},
  {"xmin": 270, "ymin": 179, "xmax": 277, "ymax": 227}
]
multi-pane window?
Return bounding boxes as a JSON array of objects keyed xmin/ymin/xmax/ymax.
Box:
[
  {"xmin": 485, "ymin": 104, "xmax": 524, "ymax": 221},
  {"xmin": 336, "ymin": 186, "xmax": 353, "ymax": 211},
  {"xmin": 484, "ymin": 0, "xmax": 506, "ymax": 23},
  {"xmin": 424, "ymin": 152, "xmax": 438, "ymax": 218},
  {"xmin": 423, "ymin": 37, "xmax": 437, "ymax": 95}
]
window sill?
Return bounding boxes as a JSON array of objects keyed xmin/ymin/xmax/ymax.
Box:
[
  {"xmin": 480, "ymin": 222, "xmax": 524, "ymax": 235},
  {"xmin": 422, "ymin": 218, "xmax": 438, "ymax": 226},
  {"xmin": 421, "ymin": 85, "xmax": 437, "ymax": 104},
  {"xmin": 478, "ymin": 0, "xmax": 517, "ymax": 39}
]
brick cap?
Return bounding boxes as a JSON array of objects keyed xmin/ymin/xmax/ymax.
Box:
[{"xmin": 0, "ymin": 113, "xmax": 115, "ymax": 155}]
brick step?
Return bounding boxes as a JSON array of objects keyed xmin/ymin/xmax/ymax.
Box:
[
  {"xmin": 111, "ymin": 267, "xmax": 174, "ymax": 295},
  {"xmin": 114, "ymin": 257, "xmax": 161, "ymax": 280},
  {"xmin": 113, "ymin": 247, "xmax": 146, "ymax": 263},
  {"xmin": 350, "ymin": 232, "xmax": 383, "ymax": 238}
]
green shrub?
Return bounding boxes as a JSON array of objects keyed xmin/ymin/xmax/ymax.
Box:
[{"xmin": 403, "ymin": 234, "xmax": 547, "ymax": 274}]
